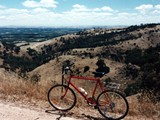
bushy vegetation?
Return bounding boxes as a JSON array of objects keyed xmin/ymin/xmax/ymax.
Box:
[
  {"xmin": 1, "ymin": 41, "xmax": 20, "ymax": 54},
  {"xmin": 0, "ymin": 49, "xmax": 55, "ymax": 74},
  {"xmin": 124, "ymin": 45, "xmax": 160, "ymax": 101}
]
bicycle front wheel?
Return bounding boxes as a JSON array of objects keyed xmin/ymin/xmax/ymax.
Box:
[
  {"xmin": 97, "ymin": 90, "xmax": 129, "ymax": 120},
  {"xmin": 48, "ymin": 84, "xmax": 76, "ymax": 111}
]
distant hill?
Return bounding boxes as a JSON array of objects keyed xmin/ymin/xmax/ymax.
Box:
[{"xmin": 0, "ymin": 23, "xmax": 160, "ymax": 98}]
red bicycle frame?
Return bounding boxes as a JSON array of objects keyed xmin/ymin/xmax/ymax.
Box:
[{"xmin": 66, "ymin": 75, "xmax": 106, "ymax": 102}]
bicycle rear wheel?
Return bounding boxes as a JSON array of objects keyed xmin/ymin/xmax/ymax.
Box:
[
  {"xmin": 97, "ymin": 90, "xmax": 129, "ymax": 120},
  {"xmin": 48, "ymin": 84, "xmax": 76, "ymax": 111}
]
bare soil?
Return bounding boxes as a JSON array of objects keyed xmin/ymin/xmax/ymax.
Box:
[
  {"xmin": 0, "ymin": 100, "xmax": 82, "ymax": 120},
  {"xmin": 1, "ymin": 99, "xmax": 158, "ymax": 120}
]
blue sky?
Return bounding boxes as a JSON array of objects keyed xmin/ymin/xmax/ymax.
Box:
[{"xmin": 0, "ymin": 0, "xmax": 160, "ymax": 27}]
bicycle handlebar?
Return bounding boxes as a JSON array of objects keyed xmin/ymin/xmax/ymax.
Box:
[{"xmin": 62, "ymin": 63, "xmax": 74, "ymax": 74}]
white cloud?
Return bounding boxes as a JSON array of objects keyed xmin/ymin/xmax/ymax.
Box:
[
  {"xmin": 135, "ymin": 4, "xmax": 153, "ymax": 14},
  {"xmin": 0, "ymin": 9, "xmax": 61, "ymax": 26},
  {"xmin": 155, "ymin": 4, "xmax": 160, "ymax": 9},
  {"xmin": 0, "ymin": 8, "xmax": 29, "ymax": 15},
  {"xmin": 71, "ymin": 4, "xmax": 115, "ymax": 13},
  {"xmin": 32, "ymin": 8, "xmax": 49, "ymax": 13},
  {"xmin": 22, "ymin": 0, "xmax": 38, "ymax": 8},
  {"xmin": 72, "ymin": 4, "xmax": 89, "ymax": 12},
  {"xmin": 0, "ymin": 3, "xmax": 160, "ymax": 27},
  {"xmin": 22, "ymin": 0, "xmax": 58, "ymax": 8},
  {"xmin": 136, "ymin": 4, "xmax": 153, "ymax": 10},
  {"xmin": 93, "ymin": 8, "xmax": 101, "ymax": 12},
  {"xmin": 152, "ymin": 10, "xmax": 160, "ymax": 14},
  {"xmin": 61, "ymin": 4, "xmax": 115, "ymax": 26},
  {"xmin": 135, "ymin": 4, "xmax": 160, "ymax": 15},
  {"xmin": 101, "ymin": 6, "xmax": 113, "ymax": 12}
]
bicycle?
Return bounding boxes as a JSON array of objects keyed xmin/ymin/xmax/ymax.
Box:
[{"xmin": 48, "ymin": 62, "xmax": 129, "ymax": 120}]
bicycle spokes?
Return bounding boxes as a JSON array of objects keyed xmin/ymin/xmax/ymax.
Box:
[
  {"xmin": 97, "ymin": 90, "xmax": 129, "ymax": 120},
  {"xmin": 48, "ymin": 85, "xmax": 76, "ymax": 111}
]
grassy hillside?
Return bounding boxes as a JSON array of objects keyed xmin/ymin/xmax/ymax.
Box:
[
  {"xmin": 0, "ymin": 23, "xmax": 160, "ymax": 96},
  {"xmin": 0, "ymin": 23, "xmax": 160, "ymax": 119}
]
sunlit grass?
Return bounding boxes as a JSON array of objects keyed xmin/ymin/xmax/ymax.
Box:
[{"xmin": 0, "ymin": 71, "xmax": 159, "ymax": 119}]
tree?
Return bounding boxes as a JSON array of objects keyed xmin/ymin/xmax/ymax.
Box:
[{"xmin": 14, "ymin": 46, "xmax": 20, "ymax": 54}]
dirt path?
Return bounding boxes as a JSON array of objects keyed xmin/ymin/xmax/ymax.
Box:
[
  {"xmin": 0, "ymin": 100, "xmax": 157, "ymax": 120},
  {"xmin": 0, "ymin": 101, "xmax": 82, "ymax": 120}
]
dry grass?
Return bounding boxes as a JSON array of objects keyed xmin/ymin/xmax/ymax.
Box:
[
  {"xmin": 127, "ymin": 94, "xmax": 160, "ymax": 120},
  {"xmin": 0, "ymin": 69, "xmax": 160, "ymax": 120},
  {"xmin": 0, "ymin": 80, "xmax": 47, "ymax": 101},
  {"xmin": 0, "ymin": 69, "xmax": 50, "ymax": 104}
]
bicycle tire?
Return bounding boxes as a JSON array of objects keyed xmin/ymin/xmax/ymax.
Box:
[
  {"xmin": 48, "ymin": 84, "xmax": 76, "ymax": 111},
  {"xmin": 97, "ymin": 90, "xmax": 129, "ymax": 120}
]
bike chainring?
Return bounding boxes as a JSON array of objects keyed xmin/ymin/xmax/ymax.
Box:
[{"xmin": 87, "ymin": 97, "xmax": 97, "ymax": 106}]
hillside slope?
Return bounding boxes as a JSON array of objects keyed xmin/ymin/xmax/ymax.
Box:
[
  {"xmin": 0, "ymin": 23, "xmax": 160, "ymax": 95},
  {"xmin": 27, "ymin": 23, "xmax": 160, "ymax": 90},
  {"xmin": 0, "ymin": 24, "xmax": 160, "ymax": 120}
]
